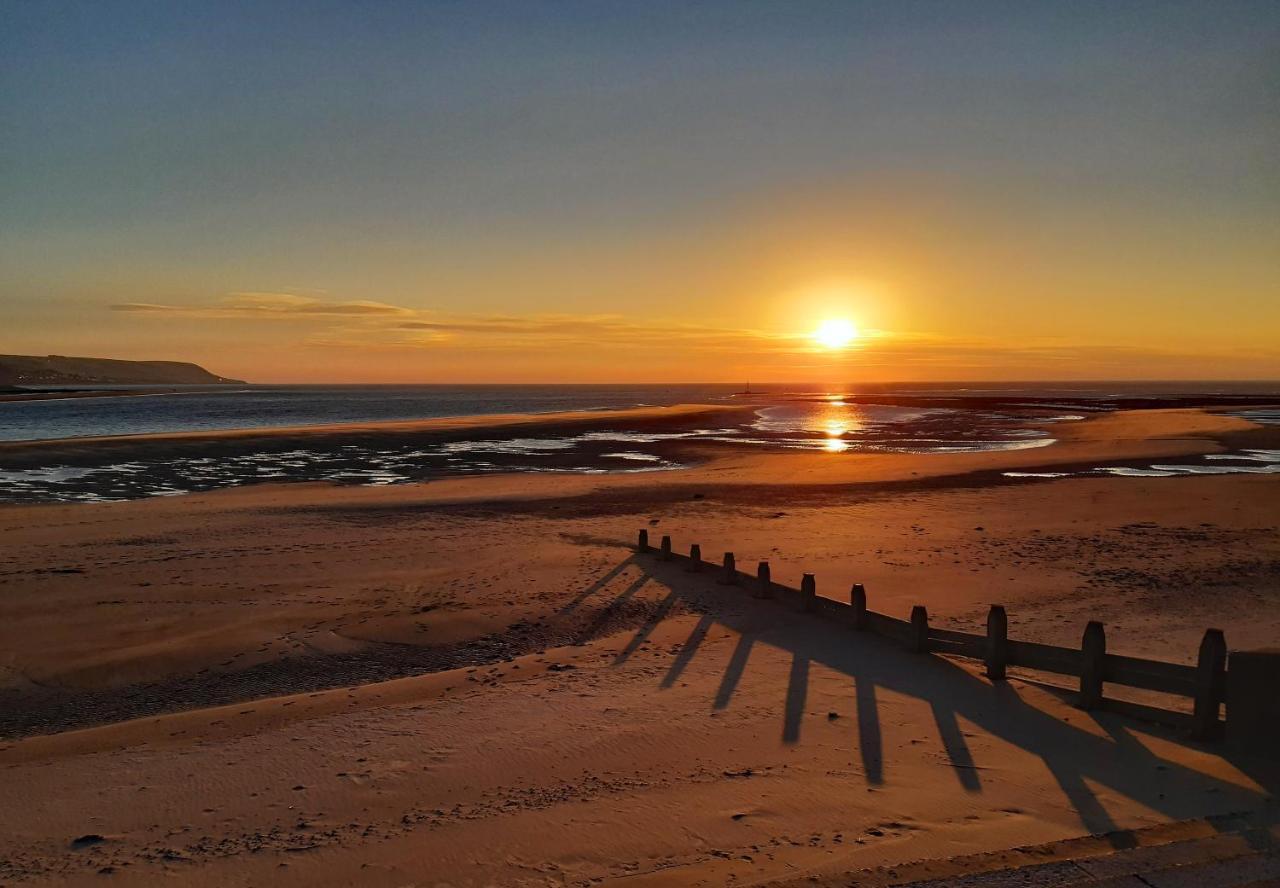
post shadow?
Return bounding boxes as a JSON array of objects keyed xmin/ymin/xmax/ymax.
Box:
[
  {"xmin": 1048, "ymin": 760, "xmax": 1123, "ymax": 836},
  {"xmin": 614, "ymin": 587, "xmax": 680, "ymax": 665},
  {"xmin": 661, "ymin": 614, "xmax": 714, "ymax": 689},
  {"xmin": 714, "ymin": 633, "xmax": 755, "ymax": 710},
  {"xmin": 601, "ymin": 549, "xmax": 1275, "ymax": 835},
  {"xmin": 855, "ymin": 676, "xmax": 884, "ymax": 785},
  {"xmin": 782, "ymin": 653, "xmax": 810, "ymax": 743},
  {"xmin": 575, "ymin": 573, "xmax": 649, "ymax": 645},
  {"xmin": 931, "ymin": 701, "xmax": 982, "ymax": 792},
  {"xmin": 560, "ymin": 556, "xmax": 636, "ymax": 615}
]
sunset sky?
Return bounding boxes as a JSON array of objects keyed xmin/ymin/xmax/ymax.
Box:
[{"xmin": 3, "ymin": 1, "xmax": 1278, "ymax": 383}]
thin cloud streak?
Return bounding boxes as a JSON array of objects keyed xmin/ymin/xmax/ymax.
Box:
[
  {"xmin": 111, "ymin": 293, "xmax": 412, "ymax": 318},
  {"xmin": 109, "ymin": 293, "xmax": 1279, "ymax": 377}
]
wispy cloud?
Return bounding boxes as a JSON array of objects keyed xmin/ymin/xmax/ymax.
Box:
[
  {"xmin": 111, "ymin": 292, "xmax": 413, "ymax": 318},
  {"xmin": 109, "ymin": 291, "xmax": 1280, "ymax": 378},
  {"xmin": 400, "ymin": 314, "xmax": 790, "ymax": 344},
  {"xmin": 113, "ymin": 294, "xmax": 801, "ymax": 352},
  {"xmin": 311, "ymin": 312, "xmax": 817, "ymax": 355}
]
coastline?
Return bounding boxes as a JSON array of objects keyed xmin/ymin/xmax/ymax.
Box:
[
  {"xmin": 0, "ymin": 402, "xmax": 747, "ymax": 469},
  {"xmin": 0, "ymin": 396, "xmax": 1271, "ymax": 474},
  {"xmin": 1, "ymin": 400, "xmax": 1277, "ymax": 510}
]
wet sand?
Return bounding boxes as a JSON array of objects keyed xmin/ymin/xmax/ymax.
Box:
[{"xmin": 0, "ymin": 406, "xmax": 1277, "ymax": 885}]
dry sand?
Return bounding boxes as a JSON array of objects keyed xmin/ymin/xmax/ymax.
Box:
[{"xmin": 1, "ymin": 406, "xmax": 1277, "ymax": 885}]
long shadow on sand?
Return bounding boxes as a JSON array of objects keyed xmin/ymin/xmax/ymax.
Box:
[{"xmin": 588, "ymin": 553, "xmax": 1279, "ymax": 840}]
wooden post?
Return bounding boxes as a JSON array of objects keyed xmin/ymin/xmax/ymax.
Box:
[
  {"xmin": 985, "ymin": 605, "xmax": 1008, "ymax": 681},
  {"xmin": 1079, "ymin": 621, "xmax": 1106, "ymax": 710},
  {"xmin": 910, "ymin": 605, "xmax": 929, "ymax": 653},
  {"xmin": 637, "ymin": 529, "xmax": 649, "ymax": 552},
  {"xmin": 659, "ymin": 535, "xmax": 672, "ymax": 561},
  {"xmin": 801, "ymin": 574, "xmax": 816, "ymax": 613},
  {"xmin": 687, "ymin": 543, "xmax": 702, "ymax": 572},
  {"xmin": 756, "ymin": 561, "xmax": 772, "ymax": 599},
  {"xmin": 1192, "ymin": 628, "xmax": 1226, "ymax": 740},
  {"xmin": 851, "ymin": 583, "xmax": 867, "ymax": 631},
  {"xmin": 1226, "ymin": 648, "xmax": 1280, "ymax": 758},
  {"xmin": 718, "ymin": 552, "xmax": 737, "ymax": 585}
]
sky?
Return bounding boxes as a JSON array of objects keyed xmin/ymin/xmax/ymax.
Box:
[{"xmin": 2, "ymin": 0, "xmax": 1278, "ymax": 383}]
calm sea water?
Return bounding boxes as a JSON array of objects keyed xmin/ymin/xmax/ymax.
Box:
[
  {"xmin": 1, "ymin": 382, "xmax": 1277, "ymax": 503},
  {"xmin": 4, "ymin": 381, "xmax": 1279, "ymax": 442},
  {"xmin": 0, "ymin": 384, "xmax": 739, "ymax": 441}
]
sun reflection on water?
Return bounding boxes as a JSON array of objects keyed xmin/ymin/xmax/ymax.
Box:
[
  {"xmin": 823, "ymin": 423, "xmax": 850, "ymax": 452},
  {"xmin": 819, "ymin": 398, "xmax": 862, "ymax": 452}
]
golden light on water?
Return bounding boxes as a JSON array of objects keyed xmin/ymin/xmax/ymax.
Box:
[
  {"xmin": 818, "ymin": 401, "xmax": 861, "ymax": 452},
  {"xmin": 823, "ymin": 419, "xmax": 850, "ymax": 452},
  {"xmin": 812, "ymin": 318, "xmax": 860, "ymax": 349}
]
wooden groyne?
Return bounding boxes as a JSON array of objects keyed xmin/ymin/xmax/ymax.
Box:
[{"xmin": 636, "ymin": 529, "xmax": 1278, "ymax": 750}]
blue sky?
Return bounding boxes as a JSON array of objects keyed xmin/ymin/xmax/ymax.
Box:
[{"xmin": 3, "ymin": 1, "xmax": 1277, "ymax": 381}]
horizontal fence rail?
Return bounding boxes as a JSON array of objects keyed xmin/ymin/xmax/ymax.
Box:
[{"xmin": 636, "ymin": 529, "xmax": 1231, "ymax": 741}]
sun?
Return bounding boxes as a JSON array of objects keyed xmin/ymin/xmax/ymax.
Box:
[{"xmin": 812, "ymin": 318, "xmax": 859, "ymax": 349}]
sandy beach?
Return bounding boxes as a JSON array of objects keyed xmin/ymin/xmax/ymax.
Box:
[{"xmin": 0, "ymin": 405, "xmax": 1276, "ymax": 885}]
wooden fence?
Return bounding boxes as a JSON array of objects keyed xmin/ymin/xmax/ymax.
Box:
[{"xmin": 637, "ymin": 529, "xmax": 1229, "ymax": 740}]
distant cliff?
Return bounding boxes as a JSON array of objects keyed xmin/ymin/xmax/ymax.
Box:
[{"xmin": 0, "ymin": 354, "xmax": 245, "ymax": 386}]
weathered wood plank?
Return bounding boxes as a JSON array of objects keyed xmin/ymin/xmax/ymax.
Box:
[
  {"xmin": 1104, "ymin": 653, "xmax": 1197, "ymax": 696},
  {"xmin": 813, "ymin": 597, "xmax": 852, "ymax": 621},
  {"xmin": 718, "ymin": 552, "xmax": 738, "ymax": 585},
  {"xmin": 866, "ymin": 611, "xmax": 912, "ymax": 643},
  {"xmin": 686, "ymin": 543, "xmax": 702, "ymax": 572},
  {"xmin": 800, "ymin": 574, "xmax": 816, "ymax": 613},
  {"xmin": 1007, "ymin": 639, "xmax": 1081, "ymax": 677},
  {"xmin": 755, "ymin": 561, "xmax": 772, "ymax": 599},
  {"xmin": 929, "ymin": 626, "xmax": 985, "ymax": 645},
  {"xmin": 930, "ymin": 636, "xmax": 985, "ymax": 658},
  {"xmin": 986, "ymin": 605, "xmax": 1008, "ymax": 681},
  {"xmin": 910, "ymin": 606, "xmax": 930, "ymax": 653},
  {"xmin": 1192, "ymin": 629, "xmax": 1227, "ymax": 739},
  {"xmin": 851, "ymin": 584, "xmax": 868, "ymax": 631},
  {"xmin": 1079, "ymin": 621, "xmax": 1107, "ymax": 710}
]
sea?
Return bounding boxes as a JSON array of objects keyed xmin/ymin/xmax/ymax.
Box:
[{"xmin": 1, "ymin": 382, "xmax": 1277, "ymax": 503}]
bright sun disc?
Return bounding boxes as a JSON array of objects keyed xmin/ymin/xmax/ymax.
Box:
[{"xmin": 813, "ymin": 318, "xmax": 859, "ymax": 349}]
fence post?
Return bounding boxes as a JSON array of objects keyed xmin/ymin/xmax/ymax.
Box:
[
  {"xmin": 659, "ymin": 535, "xmax": 672, "ymax": 561},
  {"xmin": 756, "ymin": 561, "xmax": 772, "ymax": 599},
  {"xmin": 801, "ymin": 574, "xmax": 816, "ymax": 613},
  {"xmin": 687, "ymin": 543, "xmax": 702, "ymax": 572},
  {"xmin": 1226, "ymin": 648, "xmax": 1280, "ymax": 758},
  {"xmin": 1192, "ymin": 628, "xmax": 1226, "ymax": 740},
  {"xmin": 985, "ymin": 605, "xmax": 1008, "ymax": 681},
  {"xmin": 910, "ymin": 605, "xmax": 929, "ymax": 653},
  {"xmin": 718, "ymin": 552, "xmax": 737, "ymax": 585},
  {"xmin": 637, "ymin": 529, "xmax": 649, "ymax": 552},
  {"xmin": 851, "ymin": 583, "xmax": 867, "ymax": 631},
  {"xmin": 1079, "ymin": 621, "xmax": 1106, "ymax": 710}
]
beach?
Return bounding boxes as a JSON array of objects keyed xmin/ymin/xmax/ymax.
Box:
[
  {"xmin": 0, "ymin": 403, "xmax": 1277, "ymax": 884},
  {"xmin": 9, "ymin": 1, "xmax": 1280, "ymax": 881}
]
